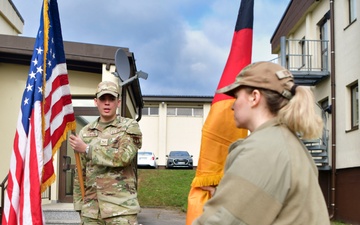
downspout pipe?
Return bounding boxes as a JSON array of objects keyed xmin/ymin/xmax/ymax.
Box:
[
  {"xmin": 136, "ymin": 106, "xmax": 143, "ymax": 122},
  {"xmin": 329, "ymin": 0, "xmax": 336, "ymax": 219},
  {"xmin": 121, "ymin": 87, "xmax": 127, "ymax": 117},
  {"xmin": 120, "ymin": 86, "xmax": 144, "ymax": 122},
  {"xmin": 280, "ymin": 36, "xmax": 286, "ymax": 67}
]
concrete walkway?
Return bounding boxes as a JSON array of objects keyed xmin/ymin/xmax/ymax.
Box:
[
  {"xmin": 138, "ymin": 208, "xmax": 186, "ymax": 225},
  {"xmin": 42, "ymin": 203, "xmax": 187, "ymax": 225}
]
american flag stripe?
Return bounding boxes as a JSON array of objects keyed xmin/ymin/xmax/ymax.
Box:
[
  {"xmin": 22, "ymin": 106, "xmax": 43, "ymax": 224},
  {"xmin": 3, "ymin": 105, "xmax": 44, "ymax": 224},
  {"xmin": 42, "ymin": 65, "xmax": 74, "ymax": 188},
  {"xmin": 5, "ymin": 113, "xmax": 27, "ymax": 225},
  {"xmin": 2, "ymin": 0, "xmax": 76, "ymax": 224}
]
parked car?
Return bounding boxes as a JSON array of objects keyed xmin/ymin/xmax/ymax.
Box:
[
  {"xmin": 137, "ymin": 151, "xmax": 158, "ymax": 169},
  {"xmin": 166, "ymin": 150, "xmax": 193, "ymax": 169}
]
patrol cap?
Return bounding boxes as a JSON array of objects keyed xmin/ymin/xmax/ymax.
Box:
[
  {"xmin": 96, "ymin": 81, "xmax": 119, "ymax": 98},
  {"xmin": 217, "ymin": 61, "xmax": 295, "ymax": 99}
]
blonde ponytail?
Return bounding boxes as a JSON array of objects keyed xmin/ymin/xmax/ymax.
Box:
[{"xmin": 277, "ymin": 86, "xmax": 323, "ymax": 139}]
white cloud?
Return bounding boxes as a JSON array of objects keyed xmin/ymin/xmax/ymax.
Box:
[{"xmin": 12, "ymin": 0, "xmax": 289, "ymax": 96}]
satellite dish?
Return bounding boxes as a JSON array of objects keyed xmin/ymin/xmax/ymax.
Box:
[{"xmin": 114, "ymin": 48, "xmax": 130, "ymax": 81}]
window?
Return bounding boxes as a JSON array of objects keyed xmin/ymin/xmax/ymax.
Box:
[
  {"xmin": 319, "ymin": 97, "xmax": 329, "ymax": 113},
  {"xmin": 149, "ymin": 107, "xmax": 159, "ymax": 115},
  {"xmin": 318, "ymin": 12, "xmax": 329, "ymax": 71},
  {"xmin": 167, "ymin": 108, "xmax": 176, "ymax": 116},
  {"xmin": 349, "ymin": 0, "xmax": 356, "ymax": 23},
  {"xmin": 142, "ymin": 107, "xmax": 159, "ymax": 116},
  {"xmin": 177, "ymin": 108, "xmax": 192, "ymax": 116},
  {"xmin": 194, "ymin": 108, "xmax": 203, "ymax": 116},
  {"xmin": 167, "ymin": 107, "xmax": 203, "ymax": 117},
  {"xmin": 350, "ymin": 83, "xmax": 359, "ymax": 128},
  {"xmin": 300, "ymin": 38, "xmax": 306, "ymax": 68}
]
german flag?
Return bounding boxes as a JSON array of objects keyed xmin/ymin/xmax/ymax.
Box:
[{"xmin": 186, "ymin": 0, "xmax": 254, "ymax": 223}]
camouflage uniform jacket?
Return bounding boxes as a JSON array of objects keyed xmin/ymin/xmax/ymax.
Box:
[{"xmin": 73, "ymin": 116, "xmax": 142, "ymax": 219}]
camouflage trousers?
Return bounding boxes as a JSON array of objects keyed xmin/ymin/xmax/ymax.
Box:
[{"xmin": 81, "ymin": 214, "xmax": 139, "ymax": 225}]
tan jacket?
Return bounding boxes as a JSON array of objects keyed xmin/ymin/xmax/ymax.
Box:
[{"xmin": 193, "ymin": 119, "xmax": 330, "ymax": 225}]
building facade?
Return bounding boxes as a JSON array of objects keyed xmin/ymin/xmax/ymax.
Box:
[
  {"xmin": 0, "ymin": 0, "xmax": 144, "ymax": 205},
  {"xmin": 271, "ymin": 0, "xmax": 360, "ymax": 223},
  {"xmin": 139, "ymin": 95, "xmax": 212, "ymax": 167}
]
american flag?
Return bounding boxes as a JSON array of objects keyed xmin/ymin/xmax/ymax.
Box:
[{"xmin": 2, "ymin": 0, "xmax": 76, "ymax": 224}]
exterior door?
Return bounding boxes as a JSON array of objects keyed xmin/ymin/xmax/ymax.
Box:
[{"xmin": 58, "ymin": 106, "xmax": 98, "ymax": 203}]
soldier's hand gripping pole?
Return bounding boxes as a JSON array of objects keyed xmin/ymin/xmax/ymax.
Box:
[{"xmin": 72, "ymin": 130, "xmax": 85, "ymax": 200}]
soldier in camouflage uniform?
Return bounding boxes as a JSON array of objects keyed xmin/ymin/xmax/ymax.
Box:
[{"xmin": 69, "ymin": 81, "xmax": 142, "ymax": 225}]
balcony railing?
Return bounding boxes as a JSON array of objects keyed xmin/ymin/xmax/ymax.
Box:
[
  {"xmin": 302, "ymin": 104, "xmax": 331, "ymax": 171},
  {"xmin": 272, "ymin": 36, "xmax": 330, "ymax": 86},
  {"xmin": 271, "ymin": 39, "xmax": 331, "ymax": 170},
  {"xmin": 0, "ymin": 174, "xmax": 7, "ymax": 224}
]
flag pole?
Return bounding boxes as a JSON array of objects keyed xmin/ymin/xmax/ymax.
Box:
[{"xmin": 72, "ymin": 130, "xmax": 85, "ymax": 200}]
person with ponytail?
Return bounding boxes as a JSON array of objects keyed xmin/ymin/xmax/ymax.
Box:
[{"xmin": 192, "ymin": 62, "xmax": 330, "ymax": 225}]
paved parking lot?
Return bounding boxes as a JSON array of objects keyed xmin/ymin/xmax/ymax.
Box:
[{"xmin": 138, "ymin": 207, "xmax": 186, "ymax": 225}]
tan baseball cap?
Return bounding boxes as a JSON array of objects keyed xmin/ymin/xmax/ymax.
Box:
[
  {"xmin": 217, "ymin": 61, "xmax": 295, "ymax": 99},
  {"xmin": 96, "ymin": 81, "xmax": 119, "ymax": 98}
]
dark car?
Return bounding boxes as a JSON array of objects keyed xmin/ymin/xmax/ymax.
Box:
[{"xmin": 166, "ymin": 151, "xmax": 193, "ymax": 169}]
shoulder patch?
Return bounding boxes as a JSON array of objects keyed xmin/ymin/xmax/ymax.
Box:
[{"xmin": 127, "ymin": 123, "xmax": 142, "ymax": 135}]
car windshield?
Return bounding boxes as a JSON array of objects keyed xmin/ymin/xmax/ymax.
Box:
[
  {"xmin": 138, "ymin": 152, "xmax": 152, "ymax": 156},
  {"xmin": 170, "ymin": 151, "xmax": 189, "ymax": 157}
]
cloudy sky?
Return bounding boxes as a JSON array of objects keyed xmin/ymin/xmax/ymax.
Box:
[{"xmin": 11, "ymin": 0, "xmax": 289, "ymax": 96}]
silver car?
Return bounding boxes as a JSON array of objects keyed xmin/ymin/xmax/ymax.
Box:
[{"xmin": 137, "ymin": 151, "xmax": 158, "ymax": 169}]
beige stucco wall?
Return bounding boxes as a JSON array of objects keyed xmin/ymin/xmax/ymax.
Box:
[
  {"xmin": 267, "ymin": 1, "xmax": 360, "ymax": 220},
  {"xmin": 334, "ymin": 0, "xmax": 360, "ymax": 168},
  {"xmin": 0, "ymin": 63, "xmax": 29, "ymax": 179},
  {"xmin": 0, "ymin": 0, "xmax": 23, "ymax": 35},
  {"xmin": 285, "ymin": 0, "xmax": 360, "ymax": 169},
  {"xmin": 67, "ymin": 70, "xmax": 102, "ymax": 96},
  {"xmin": 139, "ymin": 113, "xmax": 160, "ymax": 158}
]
